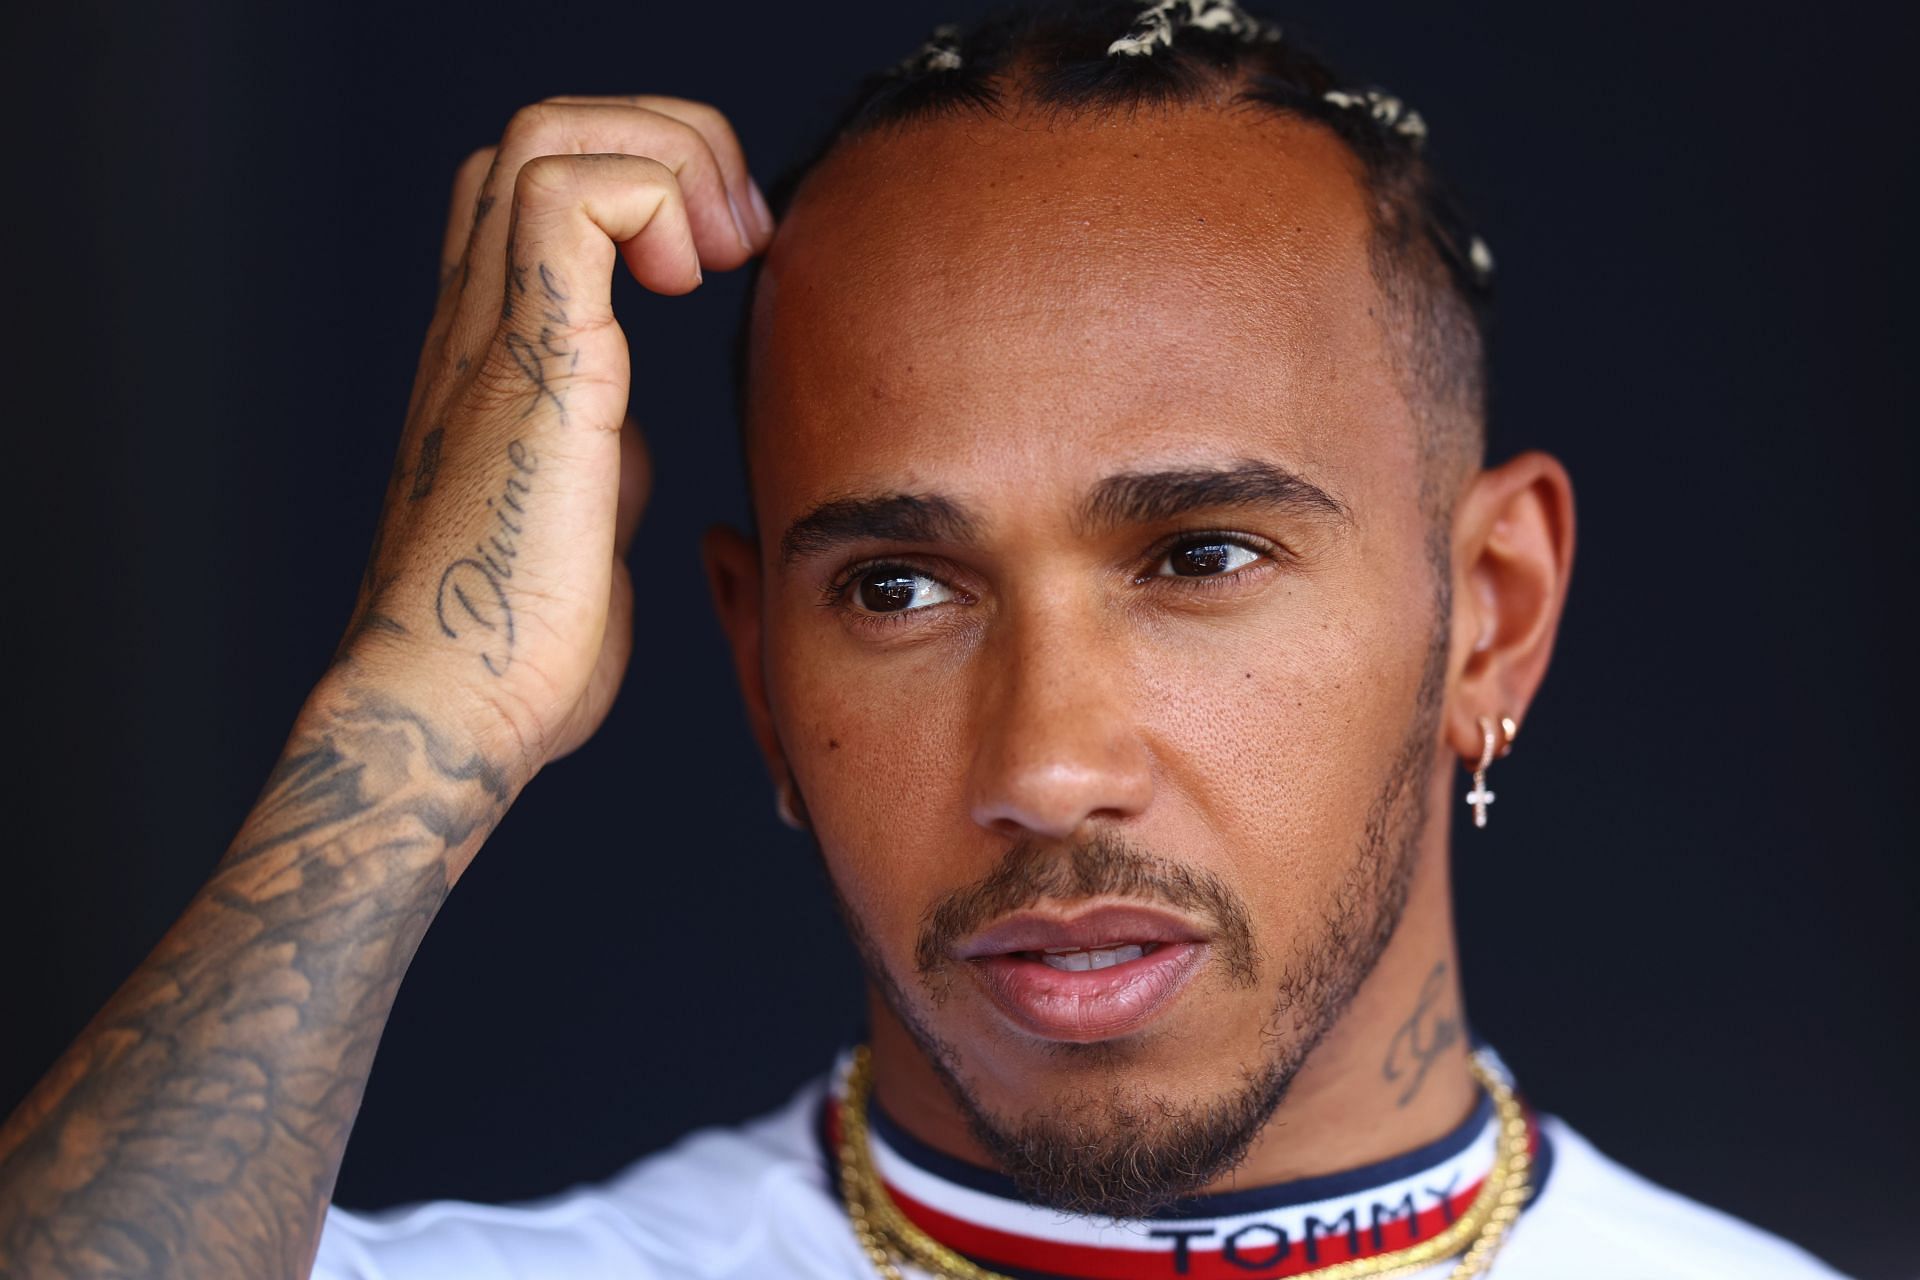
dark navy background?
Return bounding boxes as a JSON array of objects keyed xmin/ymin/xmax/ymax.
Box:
[{"xmin": 7, "ymin": 2, "xmax": 1912, "ymax": 1276}]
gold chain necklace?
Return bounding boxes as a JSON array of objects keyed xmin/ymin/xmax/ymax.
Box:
[{"xmin": 836, "ymin": 1045, "xmax": 1533, "ymax": 1280}]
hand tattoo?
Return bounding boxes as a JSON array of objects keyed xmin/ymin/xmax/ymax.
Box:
[
  {"xmin": 500, "ymin": 259, "xmax": 574, "ymax": 422},
  {"xmin": 433, "ymin": 439, "xmax": 537, "ymax": 678},
  {"xmin": 407, "ymin": 426, "xmax": 445, "ymax": 501}
]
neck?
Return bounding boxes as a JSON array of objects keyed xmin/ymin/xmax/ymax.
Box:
[{"xmin": 867, "ymin": 822, "xmax": 1473, "ymax": 1199}]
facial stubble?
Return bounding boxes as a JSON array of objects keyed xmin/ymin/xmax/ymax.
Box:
[{"xmin": 813, "ymin": 567, "xmax": 1453, "ymax": 1219}]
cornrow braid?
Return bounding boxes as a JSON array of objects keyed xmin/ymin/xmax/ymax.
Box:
[
  {"xmin": 1105, "ymin": 0, "xmax": 1280, "ymax": 57},
  {"xmin": 897, "ymin": 23, "xmax": 965, "ymax": 74},
  {"xmin": 747, "ymin": 0, "xmax": 1500, "ymax": 504}
]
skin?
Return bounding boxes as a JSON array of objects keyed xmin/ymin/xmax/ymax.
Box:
[
  {"xmin": 0, "ymin": 85, "xmax": 1572, "ymax": 1279},
  {"xmin": 706, "ymin": 103, "xmax": 1575, "ymax": 1197}
]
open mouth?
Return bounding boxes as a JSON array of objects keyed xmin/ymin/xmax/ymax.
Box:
[
  {"xmin": 1014, "ymin": 942, "xmax": 1163, "ymax": 971},
  {"xmin": 952, "ymin": 907, "xmax": 1210, "ymax": 1042}
]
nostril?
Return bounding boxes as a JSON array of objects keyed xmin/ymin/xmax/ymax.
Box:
[{"xmin": 965, "ymin": 677, "xmax": 1155, "ymax": 837}]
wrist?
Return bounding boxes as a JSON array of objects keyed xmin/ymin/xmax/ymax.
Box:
[{"xmin": 306, "ymin": 653, "xmax": 545, "ymax": 797}]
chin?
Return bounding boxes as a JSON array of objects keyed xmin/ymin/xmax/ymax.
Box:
[{"xmin": 939, "ymin": 1023, "xmax": 1305, "ymax": 1219}]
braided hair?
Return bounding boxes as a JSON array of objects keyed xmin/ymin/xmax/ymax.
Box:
[{"xmin": 748, "ymin": 0, "xmax": 1496, "ymax": 498}]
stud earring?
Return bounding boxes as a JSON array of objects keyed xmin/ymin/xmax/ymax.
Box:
[
  {"xmin": 774, "ymin": 779, "xmax": 806, "ymax": 831},
  {"xmin": 1465, "ymin": 714, "xmax": 1518, "ymax": 828}
]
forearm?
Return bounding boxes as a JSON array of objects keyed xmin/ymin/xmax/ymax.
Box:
[
  {"xmin": 0, "ymin": 76, "xmax": 748, "ymax": 1278},
  {"xmin": 0, "ymin": 678, "xmax": 517, "ymax": 1278}
]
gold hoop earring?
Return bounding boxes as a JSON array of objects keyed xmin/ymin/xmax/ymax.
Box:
[{"xmin": 1465, "ymin": 714, "xmax": 1518, "ymax": 828}]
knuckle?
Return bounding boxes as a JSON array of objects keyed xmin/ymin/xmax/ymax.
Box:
[
  {"xmin": 459, "ymin": 145, "xmax": 497, "ymax": 180},
  {"xmin": 513, "ymin": 152, "xmax": 576, "ymax": 202},
  {"xmin": 502, "ymin": 100, "xmax": 564, "ymax": 147},
  {"xmin": 634, "ymin": 152, "xmax": 676, "ymax": 178},
  {"xmin": 685, "ymin": 102, "xmax": 743, "ymax": 151},
  {"xmin": 451, "ymin": 147, "xmax": 498, "ymax": 205},
  {"xmin": 645, "ymin": 95, "xmax": 729, "ymax": 132},
  {"xmin": 656, "ymin": 112, "xmax": 707, "ymax": 150}
]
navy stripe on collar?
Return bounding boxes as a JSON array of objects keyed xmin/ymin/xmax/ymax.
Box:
[{"xmin": 863, "ymin": 1081, "xmax": 1498, "ymax": 1221}]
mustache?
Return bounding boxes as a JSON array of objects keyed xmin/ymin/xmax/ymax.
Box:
[{"xmin": 913, "ymin": 830, "xmax": 1259, "ymax": 988}]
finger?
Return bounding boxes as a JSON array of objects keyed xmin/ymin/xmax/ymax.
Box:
[
  {"xmin": 473, "ymin": 154, "xmax": 698, "ymax": 441},
  {"xmin": 403, "ymin": 146, "xmax": 502, "ymax": 432},
  {"xmin": 440, "ymin": 146, "xmax": 499, "ymax": 285},
  {"xmin": 459, "ymin": 102, "xmax": 751, "ymax": 333},
  {"xmin": 614, "ymin": 417, "xmax": 651, "ymax": 556},
  {"xmin": 543, "ymin": 94, "xmax": 773, "ymax": 244},
  {"xmin": 508, "ymin": 152, "xmax": 702, "ymax": 299}
]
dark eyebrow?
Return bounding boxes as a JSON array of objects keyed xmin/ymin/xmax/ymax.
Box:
[
  {"xmin": 1082, "ymin": 460, "xmax": 1354, "ymax": 532},
  {"xmin": 779, "ymin": 492, "xmax": 981, "ymax": 565}
]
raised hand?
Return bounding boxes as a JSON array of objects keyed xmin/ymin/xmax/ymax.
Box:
[
  {"xmin": 0, "ymin": 96, "xmax": 770, "ymax": 1279},
  {"xmin": 341, "ymin": 95, "xmax": 773, "ymax": 775}
]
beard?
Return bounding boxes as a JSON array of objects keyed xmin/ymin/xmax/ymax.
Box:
[{"xmin": 815, "ymin": 567, "xmax": 1453, "ymax": 1220}]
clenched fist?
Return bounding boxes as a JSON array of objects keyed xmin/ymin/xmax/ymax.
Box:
[{"xmin": 335, "ymin": 95, "xmax": 773, "ymax": 777}]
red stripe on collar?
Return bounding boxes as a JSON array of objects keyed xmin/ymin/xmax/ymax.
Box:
[{"xmin": 825, "ymin": 1095, "xmax": 1542, "ymax": 1280}]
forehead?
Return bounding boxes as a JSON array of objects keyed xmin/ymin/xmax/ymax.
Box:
[{"xmin": 746, "ymin": 104, "xmax": 1415, "ymax": 525}]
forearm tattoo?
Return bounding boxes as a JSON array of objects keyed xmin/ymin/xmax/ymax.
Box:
[{"xmin": 0, "ymin": 690, "xmax": 510, "ymax": 1278}]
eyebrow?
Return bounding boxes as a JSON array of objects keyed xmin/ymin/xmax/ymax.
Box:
[
  {"xmin": 779, "ymin": 492, "xmax": 982, "ymax": 565},
  {"xmin": 1081, "ymin": 460, "xmax": 1353, "ymax": 532},
  {"xmin": 777, "ymin": 459, "xmax": 1351, "ymax": 567}
]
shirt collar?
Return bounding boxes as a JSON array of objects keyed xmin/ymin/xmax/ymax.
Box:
[{"xmin": 819, "ymin": 1049, "xmax": 1550, "ymax": 1280}]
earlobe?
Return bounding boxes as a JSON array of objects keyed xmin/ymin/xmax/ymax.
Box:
[
  {"xmin": 700, "ymin": 524, "xmax": 791, "ymax": 788},
  {"xmin": 1443, "ymin": 450, "xmax": 1577, "ymax": 766}
]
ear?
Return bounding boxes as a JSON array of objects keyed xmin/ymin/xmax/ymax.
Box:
[
  {"xmin": 701, "ymin": 524, "xmax": 791, "ymax": 789},
  {"xmin": 1444, "ymin": 450, "xmax": 1577, "ymax": 765}
]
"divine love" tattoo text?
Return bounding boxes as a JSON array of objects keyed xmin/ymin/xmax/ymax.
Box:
[{"xmin": 434, "ymin": 439, "xmax": 537, "ymax": 677}]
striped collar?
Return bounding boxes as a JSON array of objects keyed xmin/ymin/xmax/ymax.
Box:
[{"xmin": 819, "ymin": 1050, "xmax": 1551, "ymax": 1280}]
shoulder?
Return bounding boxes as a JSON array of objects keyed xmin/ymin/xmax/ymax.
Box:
[
  {"xmin": 311, "ymin": 1069, "xmax": 857, "ymax": 1280},
  {"xmin": 1495, "ymin": 1116, "xmax": 1849, "ymax": 1279}
]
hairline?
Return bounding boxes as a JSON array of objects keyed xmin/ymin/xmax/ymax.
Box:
[{"xmin": 738, "ymin": 68, "xmax": 1486, "ymax": 533}]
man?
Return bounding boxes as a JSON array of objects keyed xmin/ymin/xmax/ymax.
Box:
[{"xmin": 0, "ymin": 1, "xmax": 1849, "ymax": 1277}]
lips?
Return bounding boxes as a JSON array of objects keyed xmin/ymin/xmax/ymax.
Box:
[{"xmin": 952, "ymin": 905, "xmax": 1211, "ymax": 1043}]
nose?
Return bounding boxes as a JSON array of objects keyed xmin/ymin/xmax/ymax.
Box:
[{"xmin": 966, "ymin": 612, "xmax": 1154, "ymax": 841}]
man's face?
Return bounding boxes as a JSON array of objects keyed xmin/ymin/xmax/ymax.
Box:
[{"xmin": 733, "ymin": 105, "xmax": 1459, "ymax": 1211}]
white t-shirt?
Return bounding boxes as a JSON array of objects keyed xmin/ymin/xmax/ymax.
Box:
[{"xmin": 312, "ymin": 1050, "xmax": 1846, "ymax": 1279}]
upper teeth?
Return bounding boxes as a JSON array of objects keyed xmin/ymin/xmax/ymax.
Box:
[{"xmin": 1036, "ymin": 943, "xmax": 1146, "ymax": 971}]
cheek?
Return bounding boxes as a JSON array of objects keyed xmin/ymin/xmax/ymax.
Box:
[
  {"xmin": 1135, "ymin": 578, "xmax": 1430, "ymax": 898},
  {"xmin": 766, "ymin": 623, "xmax": 975, "ymax": 943}
]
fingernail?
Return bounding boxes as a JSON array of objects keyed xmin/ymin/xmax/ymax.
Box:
[
  {"xmin": 747, "ymin": 177, "xmax": 775, "ymax": 238},
  {"xmin": 727, "ymin": 191, "xmax": 755, "ymax": 254},
  {"xmin": 694, "ymin": 261, "xmax": 704, "ymax": 286}
]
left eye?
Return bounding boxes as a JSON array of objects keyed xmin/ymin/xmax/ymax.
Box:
[
  {"xmin": 1155, "ymin": 539, "xmax": 1263, "ymax": 578},
  {"xmin": 850, "ymin": 568, "xmax": 955, "ymax": 614}
]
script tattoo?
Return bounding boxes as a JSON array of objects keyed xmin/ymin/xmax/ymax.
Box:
[
  {"xmin": 0, "ymin": 690, "xmax": 509, "ymax": 1278},
  {"xmin": 430, "ymin": 254, "xmax": 571, "ymax": 679},
  {"xmin": 434, "ymin": 439, "xmax": 537, "ymax": 678},
  {"xmin": 1382, "ymin": 960, "xmax": 1462, "ymax": 1108},
  {"xmin": 501, "ymin": 260, "xmax": 576, "ymax": 422}
]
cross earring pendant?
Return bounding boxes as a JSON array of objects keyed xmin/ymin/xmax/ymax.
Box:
[
  {"xmin": 1465, "ymin": 715, "xmax": 1504, "ymax": 829},
  {"xmin": 1466, "ymin": 770, "xmax": 1495, "ymax": 827}
]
